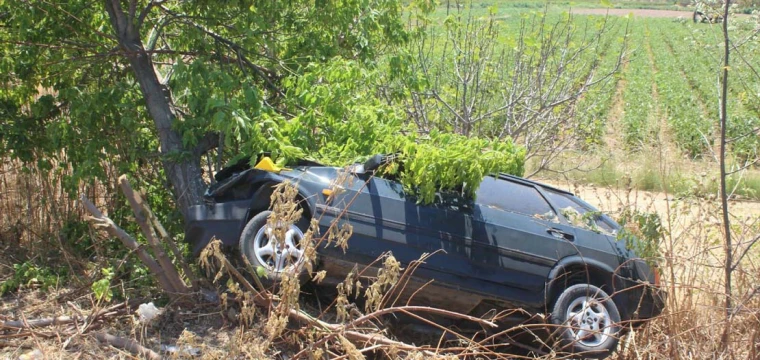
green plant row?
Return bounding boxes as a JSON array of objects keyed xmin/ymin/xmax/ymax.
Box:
[
  {"xmin": 656, "ymin": 20, "xmax": 759, "ymax": 160},
  {"xmin": 620, "ymin": 23, "xmax": 659, "ymax": 150},
  {"xmin": 648, "ymin": 21, "xmax": 713, "ymax": 157},
  {"xmin": 574, "ymin": 17, "xmax": 628, "ymax": 148}
]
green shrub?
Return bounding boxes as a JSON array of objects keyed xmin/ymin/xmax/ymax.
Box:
[
  {"xmin": 398, "ymin": 131, "xmax": 525, "ymax": 204},
  {"xmin": 273, "ymin": 59, "xmax": 526, "ymax": 204},
  {"xmin": 617, "ymin": 209, "xmax": 663, "ymax": 266},
  {"xmin": 91, "ymin": 267, "xmax": 115, "ymax": 302},
  {"xmin": 0, "ymin": 262, "xmax": 59, "ymax": 296}
]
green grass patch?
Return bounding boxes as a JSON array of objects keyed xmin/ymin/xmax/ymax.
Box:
[{"xmin": 0, "ymin": 262, "xmax": 61, "ymax": 296}]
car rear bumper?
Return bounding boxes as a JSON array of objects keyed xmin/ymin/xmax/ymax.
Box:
[
  {"xmin": 618, "ymin": 279, "xmax": 666, "ymax": 326},
  {"xmin": 632, "ymin": 284, "xmax": 666, "ymax": 320},
  {"xmin": 618, "ymin": 259, "xmax": 666, "ymax": 324}
]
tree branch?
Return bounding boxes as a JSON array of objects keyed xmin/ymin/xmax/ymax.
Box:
[
  {"xmin": 103, "ymin": 0, "xmax": 127, "ymax": 38},
  {"xmin": 194, "ymin": 132, "xmax": 220, "ymax": 156},
  {"xmin": 156, "ymin": 5, "xmax": 282, "ymax": 95},
  {"xmin": 95, "ymin": 332, "xmax": 161, "ymax": 360},
  {"xmin": 137, "ymin": 0, "xmax": 167, "ymax": 30},
  {"xmin": 118, "ymin": 175, "xmax": 191, "ymax": 294},
  {"xmin": 127, "ymin": 0, "xmax": 137, "ymax": 27},
  {"xmin": 80, "ymin": 195, "xmax": 179, "ymax": 296},
  {"xmin": 731, "ymin": 234, "xmax": 760, "ymax": 272}
]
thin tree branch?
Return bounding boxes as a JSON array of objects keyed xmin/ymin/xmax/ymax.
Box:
[
  {"xmin": 731, "ymin": 234, "xmax": 760, "ymax": 272},
  {"xmin": 194, "ymin": 132, "xmax": 220, "ymax": 156},
  {"xmin": 137, "ymin": 0, "xmax": 167, "ymax": 30},
  {"xmin": 95, "ymin": 332, "xmax": 161, "ymax": 360}
]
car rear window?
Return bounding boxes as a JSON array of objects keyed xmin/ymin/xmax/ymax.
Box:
[
  {"xmin": 477, "ymin": 177, "xmax": 554, "ymax": 217},
  {"xmin": 541, "ymin": 190, "xmax": 616, "ymax": 233}
]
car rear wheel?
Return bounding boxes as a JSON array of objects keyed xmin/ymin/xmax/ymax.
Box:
[
  {"xmin": 239, "ymin": 210, "xmax": 311, "ymax": 285},
  {"xmin": 550, "ymin": 284, "xmax": 621, "ymax": 359}
]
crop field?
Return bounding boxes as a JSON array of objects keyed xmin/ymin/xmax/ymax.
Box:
[
  {"xmin": 456, "ymin": 3, "xmax": 760, "ymax": 157},
  {"xmin": 426, "ymin": 1, "xmax": 759, "ymax": 194},
  {"xmin": 573, "ymin": 11, "xmax": 760, "ymax": 196}
]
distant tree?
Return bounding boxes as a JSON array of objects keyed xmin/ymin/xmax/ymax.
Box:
[{"xmin": 382, "ymin": 5, "xmax": 628, "ymax": 176}]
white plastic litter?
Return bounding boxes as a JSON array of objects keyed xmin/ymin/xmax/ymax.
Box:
[
  {"xmin": 18, "ymin": 349, "xmax": 43, "ymax": 360},
  {"xmin": 136, "ymin": 302, "xmax": 160, "ymax": 324},
  {"xmin": 161, "ymin": 344, "xmax": 201, "ymax": 357}
]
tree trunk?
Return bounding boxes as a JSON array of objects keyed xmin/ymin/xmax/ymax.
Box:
[
  {"xmin": 104, "ymin": 0, "xmax": 206, "ymax": 216},
  {"xmin": 719, "ymin": 0, "xmax": 732, "ymax": 350}
]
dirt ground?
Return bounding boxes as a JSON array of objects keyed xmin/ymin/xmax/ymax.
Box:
[
  {"xmin": 571, "ymin": 7, "xmax": 753, "ymax": 20},
  {"xmin": 571, "ymin": 8, "xmax": 696, "ymax": 18},
  {"xmin": 540, "ymin": 178, "xmax": 760, "ymax": 219}
]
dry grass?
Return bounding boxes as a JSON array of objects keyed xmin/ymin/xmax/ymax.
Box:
[
  {"xmin": 2, "ymin": 151, "xmax": 760, "ymax": 359},
  {"xmin": 529, "ymin": 97, "xmax": 760, "ymax": 357},
  {"xmin": 561, "ymin": 182, "xmax": 759, "ymax": 358},
  {"xmin": 0, "ymin": 157, "xmax": 123, "ymax": 282}
]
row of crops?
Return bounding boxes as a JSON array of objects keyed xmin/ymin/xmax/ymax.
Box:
[
  {"xmin": 578, "ymin": 15, "xmax": 759, "ymax": 160},
  {"xmin": 574, "ymin": 17, "xmax": 627, "ymax": 148},
  {"xmin": 657, "ymin": 20, "xmax": 759, "ymax": 160},
  {"xmin": 620, "ymin": 23, "xmax": 658, "ymax": 149},
  {"xmin": 648, "ymin": 20, "xmax": 714, "ymax": 157},
  {"xmin": 421, "ymin": 4, "xmax": 757, "ymax": 161}
]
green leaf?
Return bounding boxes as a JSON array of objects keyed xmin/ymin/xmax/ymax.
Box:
[{"xmin": 256, "ymin": 266, "xmax": 268, "ymax": 279}]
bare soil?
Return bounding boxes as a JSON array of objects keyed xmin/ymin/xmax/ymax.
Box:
[
  {"xmin": 571, "ymin": 8, "xmax": 695, "ymax": 18},
  {"xmin": 541, "ymin": 178, "xmax": 760, "ymax": 218},
  {"xmin": 572, "ymin": 8, "xmax": 751, "ymax": 19}
]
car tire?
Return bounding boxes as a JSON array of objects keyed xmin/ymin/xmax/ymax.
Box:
[
  {"xmin": 239, "ymin": 210, "xmax": 312, "ymax": 286},
  {"xmin": 550, "ymin": 283, "xmax": 621, "ymax": 359}
]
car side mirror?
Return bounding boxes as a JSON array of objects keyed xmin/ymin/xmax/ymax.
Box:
[
  {"xmin": 363, "ymin": 154, "xmax": 385, "ymax": 172},
  {"xmin": 350, "ymin": 163, "xmax": 366, "ymax": 175}
]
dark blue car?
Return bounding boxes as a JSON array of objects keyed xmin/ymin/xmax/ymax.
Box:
[{"xmin": 186, "ymin": 155, "xmax": 665, "ymax": 358}]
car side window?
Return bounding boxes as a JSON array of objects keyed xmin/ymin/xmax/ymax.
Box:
[
  {"xmin": 476, "ymin": 177, "xmax": 555, "ymax": 218},
  {"xmin": 541, "ymin": 190, "xmax": 616, "ymax": 233}
]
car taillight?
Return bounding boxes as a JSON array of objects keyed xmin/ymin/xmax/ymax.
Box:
[{"xmin": 652, "ymin": 266, "xmax": 661, "ymax": 287}]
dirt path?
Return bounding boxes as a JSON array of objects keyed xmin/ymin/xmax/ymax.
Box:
[
  {"xmin": 572, "ymin": 8, "xmax": 750, "ymax": 20},
  {"xmin": 572, "ymin": 9, "xmax": 693, "ymax": 19},
  {"xmin": 604, "ymin": 55, "xmax": 629, "ymax": 152},
  {"xmin": 571, "ymin": 8, "xmax": 695, "ymax": 18},
  {"xmin": 539, "ymin": 178, "xmax": 760, "ymax": 220}
]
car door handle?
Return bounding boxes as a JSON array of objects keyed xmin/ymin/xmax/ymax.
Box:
[{"xmin": 547, "ymin": 228, "xmax": 574, "ymax": 241}]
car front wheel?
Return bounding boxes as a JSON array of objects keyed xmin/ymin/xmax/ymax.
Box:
[
  {"xmin": 550, "ymin": 283, "xmax": 621, "ymax": 359},
  {"xmin": 239, "ymin": 210, "xmax": 311, "ymax": 284}
]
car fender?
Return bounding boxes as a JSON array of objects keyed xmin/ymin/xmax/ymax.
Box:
[
  {"xmin": 239, "ymin": 171, "xmax": 317, "ymax": 236},
  {"xmin": 545, "ymin": 256, "xmax": 618, "ymax": 303},
  {"xmin": 547, "ymin": 256, "xmax": 616, "ymax": 281}
]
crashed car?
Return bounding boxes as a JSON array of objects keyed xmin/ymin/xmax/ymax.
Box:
[{"xmin": 186, "ymin": 154, "xmax": 665, "ymax": 358}]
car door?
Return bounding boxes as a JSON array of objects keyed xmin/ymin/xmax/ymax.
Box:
[
  {"xmin": 472, "ymin": 176, "xmax": 579, "ymax": 305},
  {"xmin": 315, "ymin": 174, "xmax": 451, "ymax": 268},
  {"xmin": 318, "ymin": 174, "xmax": 513, "ymax": 298},
  {"xmin": 537, "ymin": 188, "xmax": 621, "ymax": 271}
]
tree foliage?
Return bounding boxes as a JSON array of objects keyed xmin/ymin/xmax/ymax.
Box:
[{"xmin": 0, "ymin": 0, "xmax": 529, "ymax": 212}]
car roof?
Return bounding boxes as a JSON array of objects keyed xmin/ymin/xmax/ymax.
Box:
[{"xmin": 497, "ymin": 173, "xmax": 574, "ymax": 196}]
